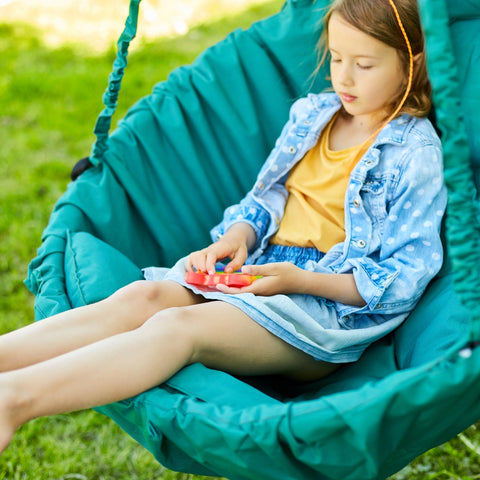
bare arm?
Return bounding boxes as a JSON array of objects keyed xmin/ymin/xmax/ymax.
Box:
[
  {"xmin": 217, "ymin": 262, "xmax": 366, "ymax": 307},
  {"xmin": 293, "ymin": 268, "xmax": 365, "ymax": 307}
]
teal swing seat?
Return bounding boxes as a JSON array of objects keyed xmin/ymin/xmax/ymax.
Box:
[{"xmin": 25, "ymin": 0, "xmax": 480, "ymax": 478}]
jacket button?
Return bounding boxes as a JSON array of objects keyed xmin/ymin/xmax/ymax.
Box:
[
  {"xmin": 282, "ymin": 145, "xmax": 297, "ymax": 154},
  {"xmin": 258, "ymin": 182, "xmax": 265, "ymax": 190},
  {"xmin": 357, "ymin": 240, "xmax": 366, "ymax": 248},
  {"xmin": 353, "ymin": 199, "xmax": 360, "ymax": 207}
]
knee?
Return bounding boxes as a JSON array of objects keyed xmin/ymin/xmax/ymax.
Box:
[
  {"xmin": 143, "ymin": 305, "xmax": 196, "ymax": 334},
  {"xmin": 110, "ymin": 280, "xmax": 161, "ymax": 307},
  {"xmin": 106, "ymin": 280, "xmax": 168, "ymax": 328},
  {"xmin": 144, "ymin": 306, "xmax": 226, "ymax": 367},
  {"xmin": 141, "ymin": 306, "xmax": 200, "ymax": 363}
]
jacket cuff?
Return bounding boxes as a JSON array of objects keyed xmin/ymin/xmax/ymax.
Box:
[
  {"xmin": 210, "ymin": 205, "xmax": 270, "ymax": 252},
  {"xmin": 349, "ymin": 259, "xmax": 399, "ymax": 311}
]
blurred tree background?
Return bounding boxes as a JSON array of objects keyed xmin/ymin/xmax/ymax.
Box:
[{"xmin": 1, "ymin": 0, "xmax": 273, "ymax": 49}]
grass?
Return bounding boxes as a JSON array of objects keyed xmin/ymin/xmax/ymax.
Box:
[{"xmin": 0, "ymin": 1, "xmax": 479, "ymax": 478}]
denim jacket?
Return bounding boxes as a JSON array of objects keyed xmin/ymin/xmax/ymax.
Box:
[{"xmin": 211, "ymin": 93, "xmax": 447, "ymax": 322}]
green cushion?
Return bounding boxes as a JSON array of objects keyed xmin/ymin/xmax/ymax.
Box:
[
  {"xmin": 394, "ymin": 274, "xmax": 470, "ymax": 368},
  {"xmin": 64, "ymin": 231, "xmax": 144, "ymax": 307}
]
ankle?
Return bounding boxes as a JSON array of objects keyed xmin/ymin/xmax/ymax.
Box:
[
  {"xmin": 0, "ymin": 373, "xmax": 33, "ymax": 430},
  {"xmin": 0, "ymin": 374, "xmax": 25, "ymax": 454}
]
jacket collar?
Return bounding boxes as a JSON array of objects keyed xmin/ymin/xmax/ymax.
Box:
[
  {"xmin": 311, "ymin": 92, "xmax": 414, "ymax": 148},
  {"xmin": 373, "ymin": 114, "xmax": 414, "ymax": 147}
]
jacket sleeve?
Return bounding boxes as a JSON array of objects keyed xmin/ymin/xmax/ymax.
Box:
[
  {"xmin": 346, "ymin": 141, "xmax": 447, "ymax": 314},
  {"xmin": 209, "ymin": 199, "xmax": 271, "ymax": 250}
]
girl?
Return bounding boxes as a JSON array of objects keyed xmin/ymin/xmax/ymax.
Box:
[{"xmin": 0, "ymin": 0, "xmax": 446, "ymax": 454}]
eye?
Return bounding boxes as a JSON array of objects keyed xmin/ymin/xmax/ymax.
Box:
[
  {"xmin": 357, "ymin": 63, "xmax": 373, "ymax": 70},
  {"xmin": 331, "ymin": 57, "xmax": 342, "ymax": 64}
]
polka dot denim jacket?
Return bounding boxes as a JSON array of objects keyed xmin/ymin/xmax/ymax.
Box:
[{"xmin": 211, "ymin": 93, "xmax": 447, "ymax": 321}]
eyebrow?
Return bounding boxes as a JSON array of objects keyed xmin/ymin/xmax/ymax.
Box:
[{"xmin": 329, "ymin": 47, "xmax": 379, "ymax": 60}]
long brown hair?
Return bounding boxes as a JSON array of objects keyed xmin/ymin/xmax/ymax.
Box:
[{"xmin": 318, "ymin": 0, "xmax": 431, "ymax": 118}]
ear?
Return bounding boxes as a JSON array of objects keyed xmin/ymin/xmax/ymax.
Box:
[{"xmin": 413, "ymin": 52, "xmax": 424, "ymax": 66}]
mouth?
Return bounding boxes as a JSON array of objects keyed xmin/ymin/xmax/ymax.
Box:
[{"xmin": 340, "ymin": 92, "xmax": 357, "ymax": 103}]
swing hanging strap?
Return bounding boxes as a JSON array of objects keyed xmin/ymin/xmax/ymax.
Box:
[
  {"xmin": 89, "ymin": 0, "xmax": 142, "ymax": 166},
  {"xmin": 418, "ymin": 0, "xmax": 480, "ymax": 340}
]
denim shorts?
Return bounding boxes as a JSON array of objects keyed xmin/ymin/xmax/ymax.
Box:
[{"xmin": 254, "ymin": 244, "xmax": 325, "ymax": 269}]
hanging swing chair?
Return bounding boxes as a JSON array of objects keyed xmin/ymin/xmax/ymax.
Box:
[{"xmin": 25, "ymin": 0, "xmax": 480, "ymax": 478}]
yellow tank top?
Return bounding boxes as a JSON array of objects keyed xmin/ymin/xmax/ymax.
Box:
[{"xmin": 271, "ymin": 118, "xmax": 371, "ymax": 252}]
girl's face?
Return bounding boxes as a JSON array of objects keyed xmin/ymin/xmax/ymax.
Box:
[{"xmin": 328, "ymin": 11, "xmax": 406, "ymax": 128}]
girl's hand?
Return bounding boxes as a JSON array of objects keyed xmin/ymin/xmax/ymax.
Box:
[
  {"xmin": 186, "ymin": 239, "xmax": 249, "ymax": 275},
  {"xmin": 186, "ymin": 223, "xmax": 256, "ymax": 275},
  {"xmin": 216, "ymin": 262, "xmax": 306, "ymax": 296}
]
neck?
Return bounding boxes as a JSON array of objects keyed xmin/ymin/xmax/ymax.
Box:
[
  {"xmin": 329, "ymin": 111, "xmax": 380, "ymax": 150},
  {"xmin": 339, "ymin": 108, "xmax": 389, "ymax": 137}
]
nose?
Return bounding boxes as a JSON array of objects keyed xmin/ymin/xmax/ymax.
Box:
[{"xmin": 337, "ymin": 63, "xmax": 354, "ymax": 87}]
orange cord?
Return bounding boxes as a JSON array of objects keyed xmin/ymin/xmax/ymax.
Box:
[{"xmin": 363, "ymin": 0, "xmax": 414, "ymax": 145}]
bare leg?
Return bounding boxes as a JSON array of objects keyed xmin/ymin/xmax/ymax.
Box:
[
  {"xmin": 0, "ymin": 280, "xmax": 203, "ymax": 372},
  {"xmin": 0, "ymin": 301, "xmax": 337, "ymax": 453}
]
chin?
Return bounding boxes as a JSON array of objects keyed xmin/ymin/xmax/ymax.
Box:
[{"xmin": 340, "ymin": 104, "xmax": 361, "ymax": 117}]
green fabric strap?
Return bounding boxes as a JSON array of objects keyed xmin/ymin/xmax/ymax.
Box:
[
  {"xmin": 89, "ymin": 0, "xmax": 141, "ymax": 166},
  {"xmin": 418, "ymin": 0, "xmax": 480, "ymax": 340}
]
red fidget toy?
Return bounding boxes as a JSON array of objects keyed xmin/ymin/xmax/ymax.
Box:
[{"xmin": 185, "ymin": 271, "xmax": 261, "ymax": 287}]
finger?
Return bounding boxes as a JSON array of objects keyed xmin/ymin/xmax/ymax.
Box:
[
  {"xmin": 225, "ymin": 248, "xmax": 247, "ymax": 273},
  {"xmin": 206, "ymin": 250, "xmax": 221, "ymax": 275},
  {"xmin": 241, "ymin": 263, "xmax": 272, "ymax": 276},
  {"xmin": 224, "ymin": 259, "xmax": 241, "ymax": 273},
  {"xmin": 186, "ymin": 252, "xmax": 202, "ymax": 272},
  {"xmin": 216, "ymin": 284, "xmax": 254, "ymax": 295},
  {"xmin": 190, "ymin": 250, "xmax": 208, "ymax": 273},
  {"xmin": 215, "ymin": 284, "xmax": 239, "ymax": 294}
]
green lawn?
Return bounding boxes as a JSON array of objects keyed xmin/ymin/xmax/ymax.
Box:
[{"xmin": 1, "ymin": 1, "xmax": 479, "ymax": 478}]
